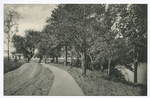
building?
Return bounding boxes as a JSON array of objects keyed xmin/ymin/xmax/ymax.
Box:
[
  {"xmin": 11, "ymin": 52, "xmax": 24, "ymax": 60},
  {"xmin": 115, "ymin": 63, "xmax": 147, "ymax": 85}
]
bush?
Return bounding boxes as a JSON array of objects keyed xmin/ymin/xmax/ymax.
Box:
[
  {"xmin": 110, "ymin": 68, "xmax": 125, "ymax": 80},
  {"xmin": 72, "ymin": 59, "xmax": 81, "ymax": 68},
  {"xmin": 90, "ymin": 60, "xmax": 101, "ymax": 70}
]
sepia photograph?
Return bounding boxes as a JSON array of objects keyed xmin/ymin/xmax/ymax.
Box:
[{"xmin": 3, "ymin": 2, "xmax": 147, "ymax": 96}]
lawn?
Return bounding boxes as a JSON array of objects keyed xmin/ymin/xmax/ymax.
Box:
[
  {"xmin": 4, "ymin": 57, "xmax": 26, "ymax": 74},
  {"xmin": 49, "ymin": 63, "xmax": 147, "ymax": 96}
]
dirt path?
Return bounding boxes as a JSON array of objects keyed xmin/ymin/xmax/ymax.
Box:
[
  {"xmin": 41, "ymin": 63, "xmax": 84, "ymax": 96},
  {"xmin": 4, "ymin": 63, "xmax": 54, "ymax": 95}
]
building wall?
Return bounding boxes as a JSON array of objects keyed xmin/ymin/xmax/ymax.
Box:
[
  {"xmin": 116, "ymin": 63, "xmax": 147, "ymax": 85},
  {"xmin": 11, "ymin": 54, "xmax": 24, "ymax": 60},
  {"xmin": 137, "ymin": 63, "xmax": 147, "ymax": 85}
]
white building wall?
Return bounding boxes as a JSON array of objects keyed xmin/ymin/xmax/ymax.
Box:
[
  {"xmin": 137, "ymin": 63, "xmax": 147, "ymax": 85},
  {"xmin": 116, "ymin": 63, "xmax": 147, "ymax": 85}
]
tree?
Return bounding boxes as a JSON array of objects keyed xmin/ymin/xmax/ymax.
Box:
[
  {"xmin": 82, "ymin": 4, "xmax": 119, "ymax": 74},
  {"xmin": 35, "ymin": 29, "xmax": 52, "ymax": 63},
  {"xmin": 36, "ymin": 43, "xmax": 48, "ymax": 63},
  {"xmin": 110, "ymin": 4, "xmax": 147, "ymax": 82},
  {"xmin": 123, "ymin": 4, "xmax": 147, "ymax": 83},
  {"xmin": 47, "ymin": 4, "xmax": 106, "ymax": 75},
  {"xmin": 12, "ymin": 29, "xmax": 41, "ymax": 62},
  {"xmin": 61, "ymin": 4, "xmax": 106, "ymax": 75},
  {"xmin": 46, "ymin": 4, "xmax": 74, "ymax": 66},
  {"xmin": 88, "ymin": 30, "xmax": 121, "ymax": 74},
  {"xmin": 85, "ymin": 4, "xmax": 131, "ymax": 75},
  {"xmin": 35, "ymin": 24, "xmax": 62, "ymax": 63},
  {"xmin": 4, "ymin": 10, "xmax": 22, "ymax": 61}
]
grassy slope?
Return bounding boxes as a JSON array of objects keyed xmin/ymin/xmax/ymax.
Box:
[
  {"xmin": 50, "ymin": 63, "xmax": 147, "ymax": 96},
  {"xmin": 4, "ymin": 58, "xmax": 26, "ymax": 74},
  {"xmin": 4, "ymin": 63, "xmax": 54, "ymax": 95}
]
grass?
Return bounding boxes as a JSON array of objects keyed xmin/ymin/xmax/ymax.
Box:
[
  {"xmin": 49, "ymin": 63, "xmax": 147, "ymax": 96},
  {"xmin": 4, "ymin": 57, "xmax": 26, "ymax": 74},
  {"xmin": 4, "ymin": 63, "xmax": 54, "ymax": 95}
]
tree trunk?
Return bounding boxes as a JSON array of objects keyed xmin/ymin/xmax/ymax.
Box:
[
  {"xmin": 14, "ymin": 55, "xmax": 17, "ymax": 62},
  {"xmin": 81, "ymin": 52, "xmax": 86, "ymax": 75},
  {"xmin": 133, "ymin": 45, "xmax": 139, "ymax": 83},
  {"xmin": 56, "ymin": 57, "xmax": 58, "ymax": 63},
  {"xmin": 70, "ymin": 53, "xmax": 73, "ymax": 69},
  {"xmin": 134, "ymin": 60, "xmax": 138, "ymax": 83},
  {"xmin": 52, "ymin": 57, "xmax": 54, "ymax": 63},
  {"xmin": 108, "ymin": 58, "xmax": 112, "ymax": 75},
  {"xmin": 90, "ymin": 61, "xmax": 94, "ymax": 70},
  {"xmin": 27, "ymin": 57, "xmax": 30, "ymax": 63},
  {"xmin": 28, "ymin": 57, "xmax": 32, "ymax": 62},
  {"xmin": 65, "ymin": 45, "xmax": 68, "ymax": 66},
  {"xmin": 8, "ymin": 34, "xmax": 10, "ymax": 61},
  {"xmin": 88, "ymin": 54, "xmax": 93, "ymax": 70},
  {"xmin": 39, "ymin": 57, "xmax": 42, "ymax": 63},
  {"xmin": 76, "ymin": 57, "xmax": 79, "ymax": 67},
  {"xmin": 45, "ymin": 58, "xmax": 46, "ymax": 63},
  {"xmin": 27, "ymin": 54, "xmax": 34, "ymax": 63},
  {"xmin": 70, "ymin": 58, "xmax": 73, "ymax": 69}
]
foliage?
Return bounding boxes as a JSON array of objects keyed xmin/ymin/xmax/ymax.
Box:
[
  {"xmin": 37, "ymin": 4, "xmax": 148, "ymax": 82},
  {"xmin": 108, "ymin": 4, "xmax": 147, "ymax": 82},
  {"xmin": 110, "ymin": 68, "xmax": 125, "ymax": 80},
  {"xmin": 12, "ymin": 29, "xmax": 41, "ymax": 62},
  {"xmin": 44, "ymin": 4, "xmax": 147, "ymax": 77},
  {"xmin": 4, "ymin": 10, "xmax": 22, "ymax": 35},
  {"xmin": 111, "ymin": 4, "xmax": 147, "ymax": 62},
  {"xmin": 35, "ymin": 25, "xmax": 62, "ymax": 63},
  {"xmin": 46, "ymin": 4, "xmax": 107, "ymax": 75}
]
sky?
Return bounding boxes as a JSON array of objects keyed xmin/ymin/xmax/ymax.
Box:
[
  {"xmin": 4, "ymin": 4, "xmax": 57, "ymax": 36},
  {"xmin": 4, "ymin": 4, "xmax": 57, "ymax": 55}
]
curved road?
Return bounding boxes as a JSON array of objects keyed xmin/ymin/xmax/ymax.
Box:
[{"xmin": 42, "ymin": 63, "xmax": 84, "ymax": 96}]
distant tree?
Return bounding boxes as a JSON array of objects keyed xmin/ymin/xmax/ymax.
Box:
[
  {"xmin": 4, "ymin": 10, "xmax": 22, "ymax": 61},
  {"xmin": 35, "ymin": 30, "xmax": 51, "ymax": 63},
  {"xmin": 12, "ymin": 29, "xmax": 41, "ymax": 62},
  {"xmin": 36, "ymin": 43, "xmax": 48, "ymax": 63}
]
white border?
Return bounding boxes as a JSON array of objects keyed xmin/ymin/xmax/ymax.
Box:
[{"xmin": 1, "ymin": 0, "xmax": 149, "ymax": 98}]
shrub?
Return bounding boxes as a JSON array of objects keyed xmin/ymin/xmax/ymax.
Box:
[
  {"xmin": 72, "ymin": 59, "xmax": 81, "ymax": 68},
  {"xmin": 110, "ymin": 68, "xmax": 125, "ymax": 80}
]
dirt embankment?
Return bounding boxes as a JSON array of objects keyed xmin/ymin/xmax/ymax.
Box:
[{"xmin": 4, "ymin": 63, "xmax": 54, "ymax": 96}]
